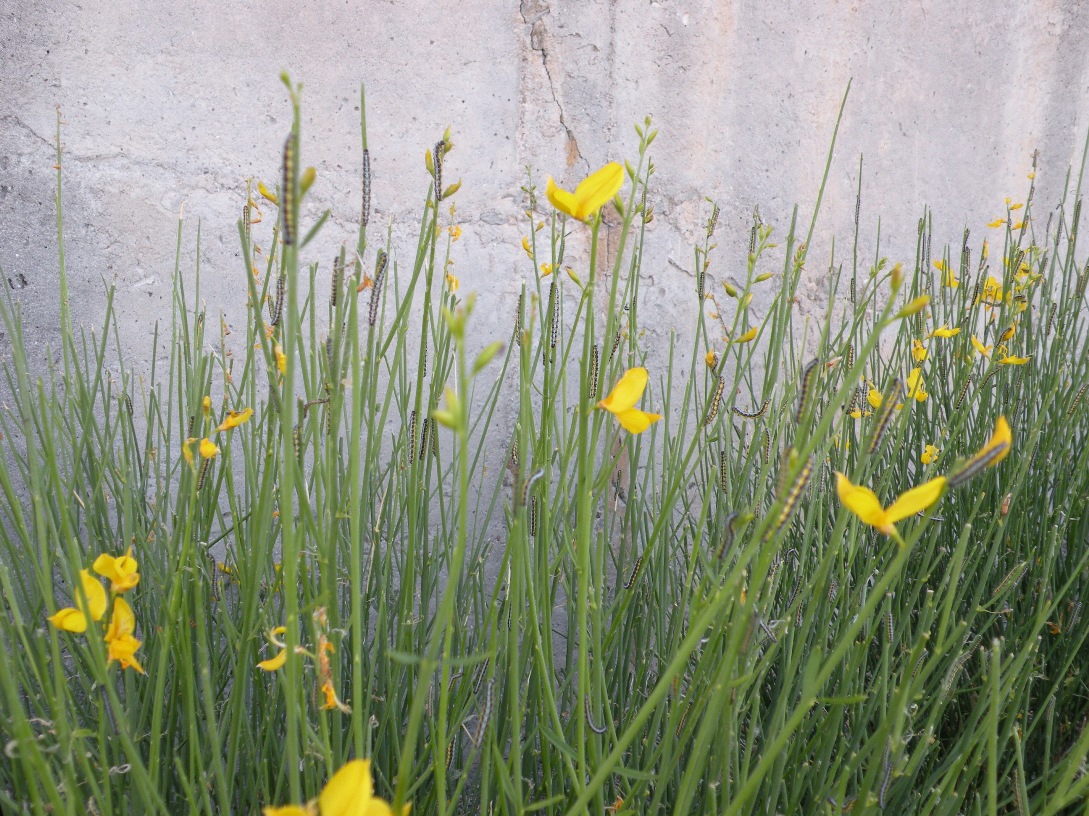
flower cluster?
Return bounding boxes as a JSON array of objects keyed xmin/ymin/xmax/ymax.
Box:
[{"xmin": 48, "ymin": 549, "xmax": 145, "ymax": 673}]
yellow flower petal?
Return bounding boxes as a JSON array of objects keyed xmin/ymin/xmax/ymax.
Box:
[
  {"xmin": 105, "ymin": 596, "xmax": 137, "ymax": 642},
  {"xmin": 199, "ymin": 438, "xmax": 220, "ymax": 459},
  {"xmin": 987, "ymin": 219, "xmax": 1006, "ymax": 228},
  {"xmin": 106, "ymin": 632, "xmax": 145, "ymax": 673},
  {"xmin": 546, "ymin": 163, "xmax": 624, "ymax": 220},
  {"xmin": 614, "ymin": 408, "xmax": 662, "ymax": 435},
  {"xmin": 275, "ymin": 345, "xmax": 287, "ymax": 375},
  {"xmin": 921, "ymin": 444, "xmax": 940, "ymax": 465},
  {"xmin": 979, "ymin": 415, "xmax": 1012, "ymax": 465},
  {"xmin": 597, "ymin": 367, "xmax": 649, "ymax": 415},
  {"xmin": 217, "ymin": 407, "xmax": 254, "ymax": 432},
  {"xmin": 835, "ymin": 473, "xmax": 889, "ymax": 530},
  {"xmin": 257, "ymin": 649, "xmax": 288, "ymax": 672},
  {"xmin": 867, "ymin": 389, "xmax": 883, "ymax": 409},
  {"xmin": 320, "ymin": 760, "xmax": 376, "ymax": 816},
  {"xmin": 998, "ymin": 355, "xmax": 1030, "ymax": 365},
  {"xmin": 912, "ymin": 340, "xmax": 928, "ymax": 362},
  {"xmin": 77, "ymin": 569, "xmax": 108, "ymax": 623},
  {"xmin": 930, "ymin": 326, "xmax": 960, "ymax": 338},
  {"xmin": 93, "ymin": 549, "xmax": 140, "ymax": 593},
  {"xmin": 971, "ymin": 335, "xmax": 992, "ymax": 357},
  {"xmin": 48, "ymin": 607, "xmax": 89, "ymax": 633},
  {"xmin": 884, "ymin": 476, "xmax": 947, "ymax": 524},
  {"xmin": 896, "ymin": 295, "xmax": 930, "ymax": 318}
]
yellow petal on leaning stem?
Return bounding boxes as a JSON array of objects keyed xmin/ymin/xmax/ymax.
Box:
[
  {"xmin": 733, "ymin": 327, "xmax": 758, "ymax": 344},
  {"xmin": 835, "ymin": 473, "xmax": 889, "ymax": 529},
  {"xmin": 884, "ymin": 476, "xmax": 947, "ymax": 525},
  {"xmin": 978, "ymin": 415, "xmax": 1012, "ymax": 465},
  {"xmin": 614, "ymin": 408, "xmax": 662, "ymax": 435},
  {"xmin": 597, "ymin": 367, "xmax": 649, "ymax": 415},
  {"xmin": 257, "ymin": 649, "xmax": 288, "ymax": 672}
]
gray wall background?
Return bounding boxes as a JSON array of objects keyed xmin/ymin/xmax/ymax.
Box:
[{"xmin": 2, "ymin": 1, "xmax": 1089, "ymax": 388}]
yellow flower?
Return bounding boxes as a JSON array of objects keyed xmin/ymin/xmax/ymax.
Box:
[
  {"xmin": 705, "ymin": 350, "xmax": 718, "ymax": 368},
  {"xmin": 867, "ymin": 388, "xmax": 883, "ymax": 409},
  {"xmin": 447, "ymin": 225, "xmax": 462, "ymax": 241},
  {"xmin": 257, "ymin": 626, "xmax": 288, "ymax": 672},
  {"xmin": 971, "ymin": 335, "xmax": 992, "ymax": 358},
  {"xmin": 835, "ymin": 472, "xmax": 947, "ymax": 537},
  {"xmin": 540, "ymin": 263, "xmax": 553, "ymax": 277},
  {"xmin": 199, "ymin": 438, "xmax": 220, "ymax": 459},
  {"xmin": 906, "ymin": 368, "xmax": 928, "ymax": 402},
  {"xmin": 934, "ymin": 259, "xmax": 958, "ymax": 288},
  {"xmin": 264, "ymin": 759, "xmax": 408, "ymax": 816},
  {"xmin": 733, "ymin": 327, "xmax": 758, "ymax": 345},
  {"xmin": 930, "ymin": 326, "xmax": 960, "ymax": 338},
  {"xmin": 1010, "ymin": 202, "xmax": 1023, "ymax": 211},
  {"xmin": 104, "ymin": 596, "xmax": 144, "ymax": 674},
  {"xmin": 275, "ymin": 345, "xmax": 287, "ymax": 374},
  {"xmin": 546, "ymin": 162, "xmax": 624, "ymax": 221},
  {"xmin": 987, "ymin": 219, "xmax": 1006, "ymax": 228},
  {"xmin": 911, "ymin": 340, "xmax": 928, "ymax": 362},
  {"xmin": 977, "ymin": 276, "xmax": 1004, "ymax": 305},
  {"xmin": 596, "ymin": 368, "xmax": 663, "ymax": 435},
  {"xmin": 202, "ymin": 395, "xmax": 212, "ymax": 417},
  {"xmin": 217, "ymin": 408, "xmax": 254, "ymax": 432},
  {"xmin": 48, "ymin": 570, "xmax": 108, "ymax": 633},
  {"xmin": 445, "ymin": 272, "xmax": 459, "ymax": 292},
  {"xmin": 93, "ymin": 549, "xmax": 140, "ymax": 594},
  {"xmin": 998, "ymin": 354, "xmax": 1031, "ymax": 365},
  {"xmin": 998, "ymin": 324, "xmax": 1016, "ymax": 344},
  {"xmin": 921, "ymin": 444, "xmax": 940, "ymax": 465},
  {"xmin": 521, "ymin": 236, "xmax": 533, "ymax": 258}
]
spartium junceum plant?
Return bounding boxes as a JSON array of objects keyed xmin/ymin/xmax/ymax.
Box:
[{"xmin": 1, "ymin": 75, "xmax": 1089, "ymax": 815}]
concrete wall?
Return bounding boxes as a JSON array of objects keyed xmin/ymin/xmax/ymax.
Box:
[{"xmin": 3, "ymin": 1, "xmax": 1089, "ymax": 379}]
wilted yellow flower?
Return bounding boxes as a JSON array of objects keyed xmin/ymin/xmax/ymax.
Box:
[
  {"xmin": 275, "ymin": 345, "xmax": 287, "ymax": 374},
  {"xmin": 921, "ymin": 444, "xmax": 940, "ymax": 465},
  {"xmin": 93, "ymin": 549, "xmax": 140, "ymax": 594},
  {"xmin": 104, "ymin": 596, "xmax": 144, "ymax": 674},
  {"xmin": 521, "ymin": 236, "xmax": 533, "ymax": 258},
  {"xmin": 202, "ymin": 395, "xmax": 212, "ymax": 417},
  {"xmin": 971, "ymin": 335, "xmax": 992, "ymax": 358},
  {"xmin": 987, "ymin": 219, "xmax": 1006, "ymax": 228},
  {"xmin": 733, "ymin": 327, "xmax": 758, "ymax": 345},
  {"xmin": 930, "ymin": 326, "xmax": 960, "ymax": 338},
  {"xmin": 998, "ymin": 354, "xmax": 1031, "ymax": 365},
  {"xmin": 447, "ymin": 225, "xmax": 462, "ymax": 241},
  {"xmin": 199, "ymin": 438, "xmax": 220, "ymax": 459},
  {"xmin": 445, "ymin": 272, "xmax": 459, "ymax": 292},
  {"xmin": 546, "ymin": 163, "xmax": 624, "ymax": 221},
  {"xmin": 217, "ymin": 408, "xmax": 254, "ymax": 432},
  {"xmin": 48, "ymin": 570, "xmax": 108, "ymax": 633},
  {"xmin": 896, "ymin": 295, "xmax": 930, "ymax": 318},
  {"xmin": 836, "ymin": 472, "xmax": 946, "ymax": 537},
  {"xmin": 596, "ymin": 368, "xmax": 663, "ymax": 435},
  {"xmin": 705, "ymin": 350, "xmax": 718, "ymax": 368}
]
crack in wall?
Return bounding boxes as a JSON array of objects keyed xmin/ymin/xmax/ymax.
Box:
[{"xmin": 520, "ymin": 1, "xmax": 584, "ymax": 171}]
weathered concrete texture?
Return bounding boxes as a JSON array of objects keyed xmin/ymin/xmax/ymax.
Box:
[{"xmin": 2, "ymin": 1, "xmax": 1089, "ymax": 382}]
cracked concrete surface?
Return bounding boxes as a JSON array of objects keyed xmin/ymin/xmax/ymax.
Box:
[{"xmin": 3, "ymin": 1, "xmax": 1089, "ymax": 390}]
